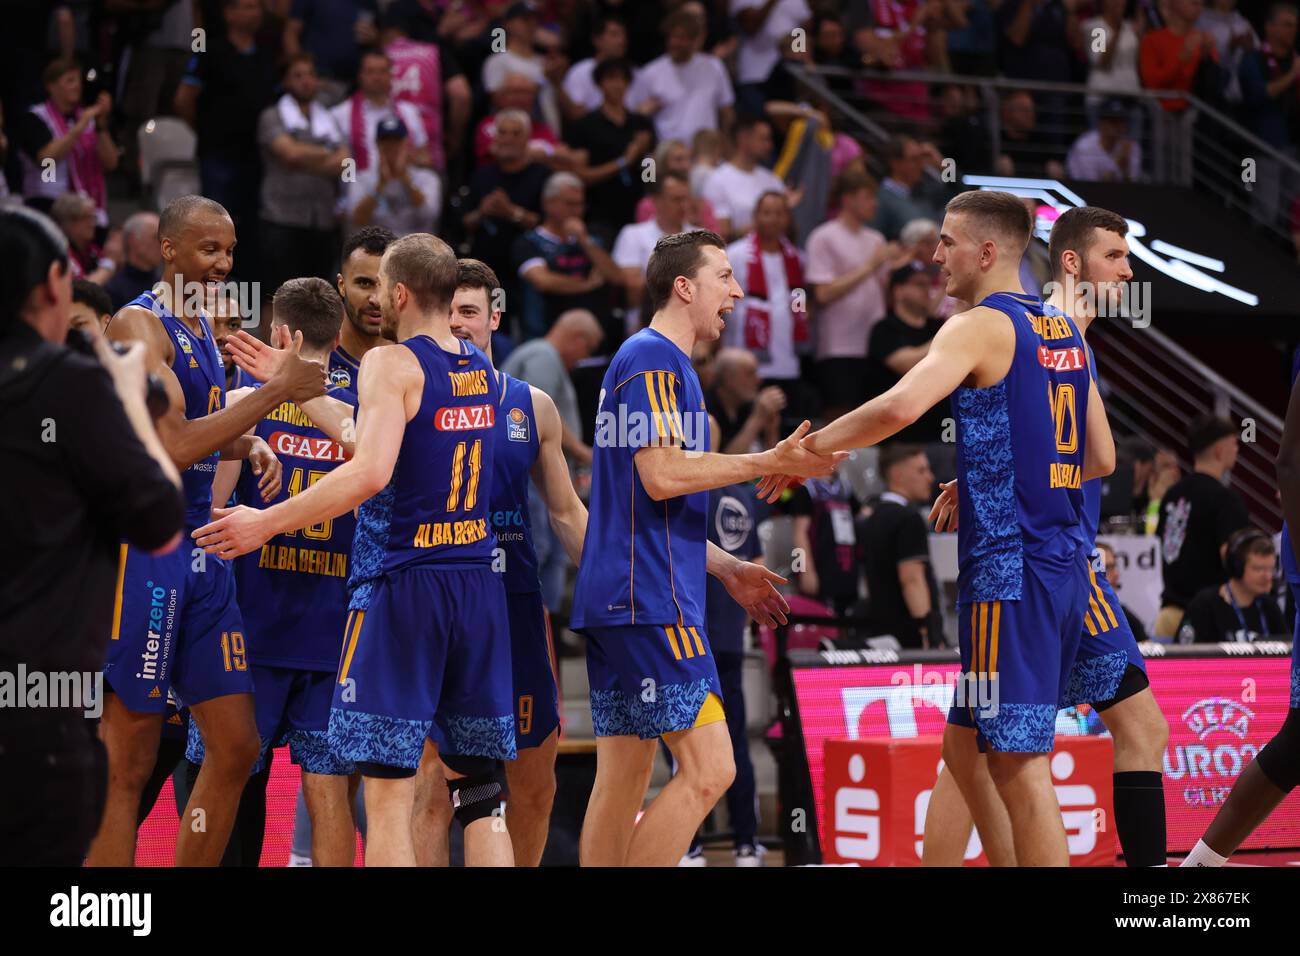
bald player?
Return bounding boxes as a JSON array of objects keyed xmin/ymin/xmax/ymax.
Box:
[
  {"xmin": 89, "ymin": 195, "xmax": 326, "ymax": 867},
  {"xmin": 194, "ymin": 234, "xmax": 518, "ymax": 867}
]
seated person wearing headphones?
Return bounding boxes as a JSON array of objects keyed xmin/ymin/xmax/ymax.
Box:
[{"xmin": 1176, "ymin": 528, "xmax": 1287, "ymax": 643}]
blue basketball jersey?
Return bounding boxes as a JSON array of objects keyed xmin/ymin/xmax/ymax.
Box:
[
  {"xmin": 234, "ymin": 384, "xmax": 358, "ymax": 671},
  {"xmin": 347, "ymin": 483, "xmax": 394, "ymax": 612},
  {"xmin": 1282, "ymin": 347, "xmax": 1300, "ymax": 585},
  {"xmin": 383, "ymin": 335, "xmax": 500, "ymax": 573},
  {"xmin": 954, "ymin": 292, "xmax": 1091, "ymax": 603},
  {"xmin": 125, "ymin": 290, "xmax": 225, "ymax": 529},
  {"xmin": 571, "ymin": 328, "xmax": 711, "ymax": 629},
  {"xmin": 328, "ymin": 345, "xmax": 362, "ymax": 395},
  {"xmin": 490, "ymin": 370, "xmax": 542, "ymax": 594}
]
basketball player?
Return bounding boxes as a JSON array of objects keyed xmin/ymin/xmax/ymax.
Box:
[
  {"xmin": 1181, "ymin": 347, "xmax": 1300, "ymax": 866},
  {"xmin": 767, "ymin": 192, "xmax": 1115, "ymax": 866},
  {"xmin": 200, "ymin": 278, "xmax": 361, "ymax": 867},
  {"xmin": 572, "ymin": 230, "xmax": 841, "ymax": 867},
  {"xmin": 329, "ymin": 226, "xmax": 397, "ymax": 393},
  {"xmin": 193, "ymin": 234, "xmax": 517, "ymax": 867},
  {"xmin": 922, "ymin": 206, "xmax": 1170, "ymax": 868},
  {"xmin": 405, "ymin": 259, "xmax": 581, "ymax": 866},
  {"xmin": 89, "ymin": 195, "xmax": 326, "ymax": 867}
]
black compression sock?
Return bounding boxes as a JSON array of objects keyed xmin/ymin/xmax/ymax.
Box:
[{"xmin": 1113, "ymin": 770, "xmax": 1167, "ymax": 867}]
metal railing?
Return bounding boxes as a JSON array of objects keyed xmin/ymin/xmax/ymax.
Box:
[
  {"xmin": 1090, "ymin": 319, "xmax": 1283, "ymax": 531},
  {"xmin": 784, "ymin": 63, "xmax": 1300, "ymax": 250}
]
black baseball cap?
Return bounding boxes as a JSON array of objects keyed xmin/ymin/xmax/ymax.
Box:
[
  {"xmin": 376, "ymin": 116, "xmax": 408, "ymax": 140},
  {"xmin": 889, "ymin": 262, "xmax": 932, "ymax": 288}
]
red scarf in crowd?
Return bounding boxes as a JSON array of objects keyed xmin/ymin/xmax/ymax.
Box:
[
  {"xmin": 744, "ymin": 232, "xmax": 808, "ymax": 353},
  {"xmin": 349, "ymin": 93, "xmax": 372, "ymax": 172},
  {"xmin": 38, "ymin": 100, "xmax": 106, "ymax": 218}
]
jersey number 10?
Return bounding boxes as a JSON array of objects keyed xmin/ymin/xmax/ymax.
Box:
[{"xmin": 1049, "ymin": 382, "xmax": 1078, "ymax": 455}]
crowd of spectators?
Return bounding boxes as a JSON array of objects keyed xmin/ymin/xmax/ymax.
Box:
[{"xmin": 0, "ymin": 0, "xmax": 1289, "ymax": 649}]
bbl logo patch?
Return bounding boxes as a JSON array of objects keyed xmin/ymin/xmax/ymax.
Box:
[
  {"xmin": 329, "ymin": 366, "xmax": 352, "ymax": 388},
  {"xmin": 508, "ymin": 407, "xmax": 529, "ymax": 442}
]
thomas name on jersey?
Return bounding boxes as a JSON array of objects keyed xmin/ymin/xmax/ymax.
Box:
[{"xmin": 448, "ymin": 368, "xmax": 490, "ymax": 397}]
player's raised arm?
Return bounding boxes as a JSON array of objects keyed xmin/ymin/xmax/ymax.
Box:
[
  {"xmin": 108, "ymin": 307, "xmax": 326, "ymax": 469},
  {"xmin": 226, "ymin": 326, "xmax": 357, "ymax": 452},
  {"xmin": 802, "ymin": 307, "xmax": 1005, "ymax": 456},
  {"xmin": 193, "ymin": 345, "xmax": 412, "ymax": 558}
]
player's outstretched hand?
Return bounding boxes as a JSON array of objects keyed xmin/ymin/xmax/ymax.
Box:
[
  {"xmin": 756, "ymin": 421, "xmax": 849, "ymax": 502},
  {"xmin": 226, "ymin": 328, "xmax": 285, "ymax": 383},
  {"xmin": 721, "ymin": 560, "xmax": 790, "ymax": 628},
  {"xmin": 192, "ymin": 505, "xmax": 273, "ymax": 559},
  {"xmin": 269, "ymin": 329, "xmax": 328, "ymax": 404},
  {"xmin": 247, "ymin": 436, "xmax": 283, "ymax": 502},
  {"xmin": 929, "ymin": 478, "xmax": 958, "ymax": 532}
]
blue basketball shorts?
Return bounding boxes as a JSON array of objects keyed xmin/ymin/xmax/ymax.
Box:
[{"xmin": 327, "ymin": 565, "xmax": 516, "ymax": 771}]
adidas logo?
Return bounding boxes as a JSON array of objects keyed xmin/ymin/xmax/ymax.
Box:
[
  {"xmin": 189, "ymin": 357, "xmax": 199, "ymax": 368},
  {"xmin": 148, "ymin": 686, "xmax": 162, "ymax": 699}
]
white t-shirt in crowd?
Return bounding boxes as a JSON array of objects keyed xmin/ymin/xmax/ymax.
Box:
[
  {"xmin": 731, "ymin": 0, "xmax": 812, "ymax": 85},
  {"xmin": 1066, "ymin": 129, "xmax": 1142, "ymax": 182},
  {"xmin": 612, "ymin": 217, "xmax": 697, "ymax": 330},
  {"xmin": 345, "ymin": 164, "xmax": 442, "ymax": 237},
  {"xmin": 804, "ymin": 217, "xmax": 889, "ymax": 360},
  {"xmin": 562, "ymin": 58, "xmax": 636, "ymax": 113},
  {"xmin": 724, "ymin": 236, "xmax": 803, "ymax": 380},
  {"xmin": 701, "ymin": 161, "xmax": 785, "ymax": 234},
  {"xmin": 627, "ymin": 52, "xmax": 735, "ymax": 145},
  {"xmin": 1082, "ymin": 17, "xmax": 1142, "ymax": 99},
  {"xmin": 330, "ymin": 97, "xmax": 428, "ymax": 170}
]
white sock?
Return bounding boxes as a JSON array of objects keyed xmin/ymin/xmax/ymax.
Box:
[{"xmin": 1179, "ymin": 840, "xmax": 1228, "ymax": 867}]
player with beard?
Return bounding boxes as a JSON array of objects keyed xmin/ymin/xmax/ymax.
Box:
[
  {"xmin": 89, "ymin": 195, "xmax": 325, "ymax": 867},
  {"xmin": 763, "ymin": 192, "xmax": 1115, "ymax": 866},
  {"xmin": 194, "ymin": 234, "xmax": 519, "ymax": 866},
  {"xmin": 922, "ymin": 206, "xmax": 1170, "ymax": 868},
  {"xmin": 331, "ymin": 226, "xmax": 398, "ymax": 392}
]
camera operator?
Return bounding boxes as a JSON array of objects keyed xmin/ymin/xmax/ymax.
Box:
[{"xmin": 0, "ymin": 207, "xmax": 183, "ymax": 866}]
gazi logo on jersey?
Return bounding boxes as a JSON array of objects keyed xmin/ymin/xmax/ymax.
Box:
[
  {"xmin": 268, "ymin": 431, "xmax": 347, "ymax": 463},
  {"xmin": 1037, "ymin": 344, "xmax": 1085, "ymax": 372},
  {"xmin": 434, "ymin": 404, "xmax": 496, "ymax": 431},
  {"xmin": 507, "ymin": 406, "xmax": 530, "ymax": 442},
  {"xmin": 1165, "ymin": 697, "xmax": 1259, "ymax": 807}
]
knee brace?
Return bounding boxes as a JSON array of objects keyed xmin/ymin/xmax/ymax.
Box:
[
  {"xmin": 442, "ymin": 754, "xmax": 509, "ymax": 827},
  {"xmin": 1255, "ymin": 708, "xmax": 1300, "ymax": 793},
  {"xmin": 1092, "ymin": 664, "xmax": 1151, "ymax": 712}
]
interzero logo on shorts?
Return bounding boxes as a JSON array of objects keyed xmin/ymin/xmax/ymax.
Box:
[{"xmin": 138, "ymin": 579, "xmax": 177, "ymax": 689}]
